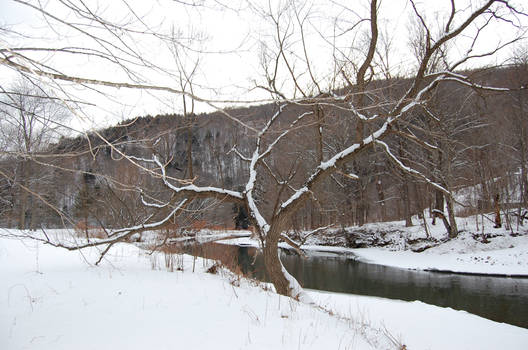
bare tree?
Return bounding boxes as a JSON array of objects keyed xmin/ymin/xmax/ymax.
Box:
[
  {"xmin": 1, "ymin": 0, "xmax": 527, "ymax": 300},
  {"xmin": 506, "ymin": 46, "xmax": 528, "ymax": 226},
  {"xmin": 0, "ymin": 80, "xmax": 68, "ymax": 228}
]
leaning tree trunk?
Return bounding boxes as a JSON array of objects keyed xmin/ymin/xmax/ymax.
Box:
[
  {"xmin": 262, "ymin": 221, "xmax": 303, "ymax": 299},
  {"xmin": 263, "ymin": 230, "xmax": 290, "ymax": 296}
]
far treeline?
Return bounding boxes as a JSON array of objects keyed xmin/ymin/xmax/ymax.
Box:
[{"xmin": 1, "ymin": 65, "xmax": 527, "ymax": 236}]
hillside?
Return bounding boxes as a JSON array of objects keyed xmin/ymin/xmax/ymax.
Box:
[{"xmin": 0, "ymin": 66, "xmax": 527, "ymax": 238}]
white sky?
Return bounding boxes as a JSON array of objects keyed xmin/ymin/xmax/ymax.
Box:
[{"xmin": 1, "ymin": 0, "xmax": 526, "ymax": 132}]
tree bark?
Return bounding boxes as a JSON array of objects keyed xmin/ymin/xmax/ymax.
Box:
[
  {"xmin": 263, "ymin": 222, "xmax": 292, "ymax": 296},
  {"xmin": 493, "ymin": 193, "xmax": 502, "ymax": 228},
  {"xmin": 402, "ymin": 178, "xmax": 413, "ymax": 227},
  {"xmin": 432, "ymin": 189, "xmax": 444, "ymax": 225},
  {"xmin": 376, "ymin": 176, "xmax": 386, "ymax": 221},
  {"xmin": 186, "ymin": 123, "xmax": 194, "ymax": 179},
  {"xmin": 18, "ymin": 160, "xmax": 29, "ymax": 229},
  {"xmin": 446, "ymin": 196, "xmax": 458, "ymax": 238}
]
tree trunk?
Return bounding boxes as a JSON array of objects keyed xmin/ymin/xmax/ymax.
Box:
[
  {"xmin": 397, "ymin": 134, "xmax": 412, "ymax": 227},
  {"xmin": 314, "ymin": 105, "xmax": 324, "ymax": 164},
  {"xmin": 29, "ymin": 200, "xmax": 37, "ymax": 231},
  {"xmin": 18, "ymin": 186, "xmax": 28, "ymax": 229},
  {"xmin": 376, "ymin": 177, "xmax": 386, "ymax": 221},
  {"xmin": 18, "ymin": 160, "xmax": 29, "ymax": 229},
  {"xmin": 186, "ymin": 124, "xmax": 194, "ymax": 179},
  {"xmin": 493, "ymin": 193, "xmax": 502, "ymax": 228},
  {"xmin": 262, "ymin": 220, "xmax": 304, "ymax": 299},
  {"xmin": 263, "ymin": 231, "xmax": 291, "ymax": 296},
  {"xmin": 356, "ymin": 186, "xmax": 367, "ymax": 227},
  {"xmin": 401, "ymin": 178, "xmax": 413, "ymax": 227},
  {"xmin": 446, "ymin": 196, "xmax": 458, "ymax": 238},
  {"xmin": 432, "ymin": 189, "xmax": 444, "ymax": 225}
]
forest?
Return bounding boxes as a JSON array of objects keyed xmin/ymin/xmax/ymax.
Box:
[{"xmin": 1, "ymin": 65, "xmax": 527, "ymax": 235}]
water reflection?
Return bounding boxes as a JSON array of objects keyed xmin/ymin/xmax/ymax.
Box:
[{"xmin": 175, "ymin": 242, "xmax": 528, "ymax": 329}]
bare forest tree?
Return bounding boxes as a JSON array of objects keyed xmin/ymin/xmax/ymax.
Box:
[
  {"xmin": 1, "ymin": 0, "xmax": 527, "ymax": 299},
  {"xmin": 0, "ymin": 80, "xmax": 68, "ymax": 228},
  {"xmin": 505, "ymin": 47, "xmax": 528, "ymax": 227}
]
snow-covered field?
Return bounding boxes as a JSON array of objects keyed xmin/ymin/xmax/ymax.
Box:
[{"xmin": 1, "ymin": 231, "xmax": 528, "ymax": 350}]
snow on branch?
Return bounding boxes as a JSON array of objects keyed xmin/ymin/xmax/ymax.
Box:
[
  {"xmin": 390, "ymin": 73, "xmax": 445, "ymax": 121},
  {"xmin": 303, "ymin": 225, "xmax": 334, "ymax": 237},
  {"xmin": 318, "ymin": 122, "xmax": 390, "ymax": 173},
  {"xmin": 11, "ymin": 199, "xmax": 188, "ymax": 253},
  {"xmin": 278, "ymin": 123, "xmax": 388, "ymax": 214},
  {"xmin": 278, "ymin": 74, "xmax": 445, "ymax": 216},
  {"xmin": 169, "ymin": 183, "xmax": 244, "ymax": 200},
  {"xmin": 127, "ymin": 155, "xmax": 157, "ymax": 163},
  {"xmin": 261, "ymin": 160, "xmax": 289, "ymax": 186},
  {"xmin": 258, "ymin": 104, "xmax": 287, "ymax": 138},
  {"xmin": 279, "ymin": 233, "xmax": 305, "ymax": 257},
  {"xmin": 227, "ymin": 144, "xmax": 251, "ymax": 162},
  {"xmin": 349, "ymin": 104, "xmax": 380, "ymax": 122},
  {"xmin": 259, "ymin": 110, "xmax": 313, "ymax": 160},
  {"xmin": 439, "ymin": 73, "xmax": 520, "ymax": 92},
  {"xmin": 140, "ymin": 190, "xmax": 169, "ymax": 208},
  {"xmin": 246, "ymin": 148, "xmax": 270, "ymax": 234},
  {"xmin": 153, "ymin": 155, "xmax": 244, "ymax": 200},
  {"xmin": 336, "ymin": 170, "xmax": 360, "ymax": 181},
  {"xmin": 389, "ymin": 129, "xmax": 439, "ymax": 152},
  {"xmin": 280, "ymin": 187, "xmax": 310, "ymax": 210},
  {"xmin": 289, "ymin": 225, "xmax": 334, "ymax": 246},
  {"xmin": 108, "ymin": 199, "xmax": 188, "ymax": 237},
  {"xmin": 375, "ymin": 140, "xmax": 451, "ymax": 196},
  {"xmin": 244, "ymin": 104, "xmax": 298, "ymax": 236}
]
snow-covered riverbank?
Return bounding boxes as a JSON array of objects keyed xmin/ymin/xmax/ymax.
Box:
[
  {"xmin": 220, "ymin": 217, "xmax": 528, "ymax": 277},
  {"xmin": 348, "ymin": 232, "xmax": 528, "ymax": 276},
  {"xmin": 1, "ymin": 232, "xmax": 527, "ymax": 350}
]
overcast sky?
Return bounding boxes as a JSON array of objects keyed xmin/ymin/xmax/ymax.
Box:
[{"xmin": 1, "ymin": 0, "xmax": 526, "ymax": 132}]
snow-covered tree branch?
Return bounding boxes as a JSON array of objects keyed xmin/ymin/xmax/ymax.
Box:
[{"xmin": 1, "ymin": 0, "xmax": 527, "ymax": 300}]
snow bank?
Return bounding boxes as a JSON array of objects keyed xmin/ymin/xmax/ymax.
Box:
[
  {"xmin": 342, "ymin": 218, "xmax": 528, "ymax": 276},
  {"xmin": 311, "ymin": 291, "xmax": 528, "ymax": 350},
  {"xmin": 351, "ymin": 233, "xmax": 528, "ymax": 276}
]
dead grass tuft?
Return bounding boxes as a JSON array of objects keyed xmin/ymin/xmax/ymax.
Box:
[
  {"xmin": 74, "ymin": 220, "xmax": 106, "ymax": 239},
  {"xmin": 206, "ymin": 262, "xmax": 220, "ymax": 274}
]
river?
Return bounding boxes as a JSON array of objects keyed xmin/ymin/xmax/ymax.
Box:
[{"xmin": 172, "ymin": 241, "xmax": 528, "ymax": 329}]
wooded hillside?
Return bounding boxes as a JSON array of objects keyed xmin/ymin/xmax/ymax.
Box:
[{"xmin": 2, "ymin": 65, "xmax": 526, "ymax": 233}]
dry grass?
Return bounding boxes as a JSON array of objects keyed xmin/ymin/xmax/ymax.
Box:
[{"xmin": 74, "ymin": 220, "xmax": 106, "ymax": 239}]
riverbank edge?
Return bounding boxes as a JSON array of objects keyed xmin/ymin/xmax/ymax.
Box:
[{"xmin": 216, "ymin": 237, "xmax": 528, "ymax": 278}]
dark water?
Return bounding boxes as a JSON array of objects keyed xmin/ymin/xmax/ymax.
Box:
[{"xmin": 179, "ymin": 242, "xmax": 528, "ymax": 329}]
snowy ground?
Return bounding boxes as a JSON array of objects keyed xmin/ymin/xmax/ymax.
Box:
[
  {"xmin": 1, "ymin": 231, "xmax": 528, "ymax": 350},
  {"xmin": 348, "ymin": 231, "xmax": 528, "ymax": 276},
  {"xmin": 334, "ymin": 217, "xmax": 528, "ymax": 276}
]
